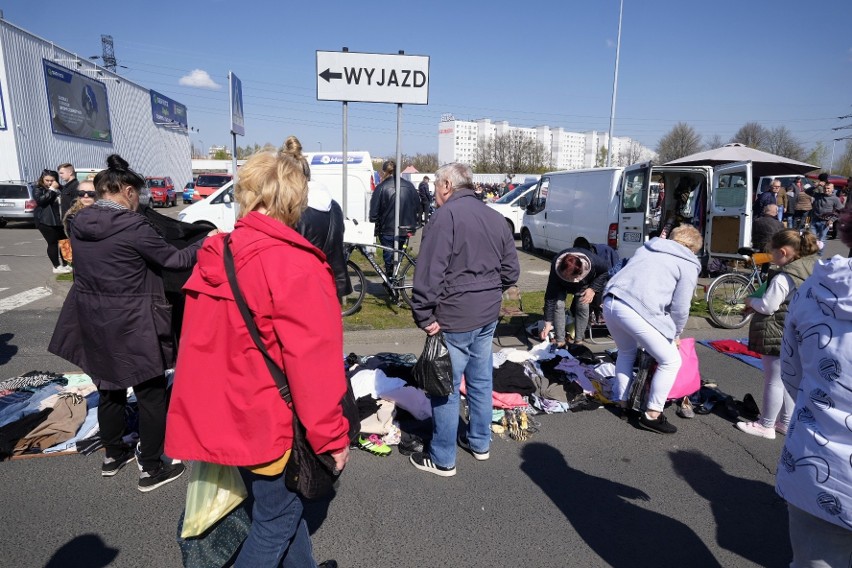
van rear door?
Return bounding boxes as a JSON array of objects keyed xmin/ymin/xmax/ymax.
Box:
[
  {"xmin": 522, "ymin": 176, "xmax": 550, "ymax": 252},
  {"xmin": 708, "ymin": 161, "xmax": 753, "ymax": 259},
  {"xmin": 617, "ymin": 162, "xmax": 650, "ymax": 257}
]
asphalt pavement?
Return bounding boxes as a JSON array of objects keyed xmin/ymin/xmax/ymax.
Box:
[{"xmin": 1, "ymin": 210, "xmax": 848, "ymax": 568}]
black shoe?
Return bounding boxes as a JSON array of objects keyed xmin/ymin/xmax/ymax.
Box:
[
  {"xmin": 638, "ymin": 412, "xmax": 677, "ymax": 434},
  {"xmin": 409, "ymin": 452, "xmax": 456, "ymax": 477},
  {"xmin": 319, "ymin": 562, "xmax": 338, "ymax": 568},
  {"xmin": 101, "ymin": 448, "xmax": 136, "ymax": 477},
  {"xmin": 397, "ymin": 435, "xmax": 425, "ymax": 456},
  {"xmin": 138, "ymin": 462, "xmax": 186, "ymax": 492},
  {"xmin": 457, "ymin": 436, "xmax": 489, "ymax": 461}
]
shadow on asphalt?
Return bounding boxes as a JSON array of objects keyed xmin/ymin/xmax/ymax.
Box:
[
  {"xmin": 670, "ymin": 449, "xmax": 791, "ymax": 567},
  {"xmin": 0, "ymin": 333, "xmax": 18, "ymax": 365},
  {"xmin": 44, "ymin": 533, "xmax": 118, "ymax": 567},
  {"xmin": 520, "ymin": 442, "xmax": 722, "ymax": 567}
]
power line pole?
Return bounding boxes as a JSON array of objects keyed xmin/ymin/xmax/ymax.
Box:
[{"xmin": 100, "ymin": 35, "xmax": 117, "ymax": 72}]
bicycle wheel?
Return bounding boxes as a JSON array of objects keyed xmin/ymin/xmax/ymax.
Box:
[
  {"xmin": 706, "ymin": 273, "xmax": 755, "ymax": 329},
  {"xmin": 341, "ymin": 260, "xmax": 366, "ymax": 317},
  {"xmin": 397, "ymin": 258, "xmax": 417, "ymax": 308}
]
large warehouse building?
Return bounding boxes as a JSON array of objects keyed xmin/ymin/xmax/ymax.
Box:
[{"xmin": 0, "ymin": 17, "xmax": 191, "ymax": 186}]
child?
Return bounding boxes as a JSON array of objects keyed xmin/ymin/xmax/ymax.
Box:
[{"xmin": 736, "ymin": 229, "xmax": 819, "ymax": 439}]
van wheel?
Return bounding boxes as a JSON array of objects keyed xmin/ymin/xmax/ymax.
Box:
[
  {"xmin": 506, "ymin": 219, "xmax": 515, "ymax": 236},
  {"xmin": 0, "ymin": 218, "xmax": 7, "ymax": 228},
  {"xmin": 521, "ymin": 229, "xmax": 534, "ymax": 252}
]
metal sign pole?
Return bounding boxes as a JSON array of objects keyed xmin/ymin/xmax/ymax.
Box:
[
  {"xmin": 232, "ymin": 132, "xmax": 238, "ymax": 183},
  {"xmin": 342, "ymin": 47, "xmax": 349, "ymax": 218},
  {"xmin": 394, "ymin": 50, "xmax": 404, "ymax": 262}
]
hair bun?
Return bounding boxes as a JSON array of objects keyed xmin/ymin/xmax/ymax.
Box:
[{"xmin": 106, "ymin": 154, "xmax": 130, "ymax": 172}]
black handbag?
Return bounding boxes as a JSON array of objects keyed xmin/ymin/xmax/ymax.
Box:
[{"xmin": 223, "ymin": 235, "xmax": 358, "ymax": 500}]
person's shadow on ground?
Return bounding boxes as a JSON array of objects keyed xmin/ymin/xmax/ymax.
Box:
[
  {"xmin": 45, "ymin": 533, "xmax": 118, "ymax": 567},
  {"xmin": 520, "ymin": 442, "xmax": 721, "ymax": 567},
  {"xmin": 0, "ymin": 333, "xmax": 18, "ymax": 365},
  {"xmin": 670, "ymin": 449, "xmax": 791, "ymax": 567}
]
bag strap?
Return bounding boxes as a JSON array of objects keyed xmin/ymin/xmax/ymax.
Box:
[{"xmin": 223, "ymin": 234, "xmax": 292, "ymax": 404}]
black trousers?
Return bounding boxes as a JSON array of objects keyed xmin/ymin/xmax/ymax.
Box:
[
  {"xmin": 37, "ymin": 223, "xmax": 67, "ymax": 268},
  {"xmin": 98, "ymin": 375, "xmax": 167, "ymax": 472}
]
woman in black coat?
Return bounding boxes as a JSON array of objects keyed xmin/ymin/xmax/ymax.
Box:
[
  {"xmin": 48, "ymin": 154, "xmax": 217, "ymax": 492},
  {"xmin": 33, "ymin": 169, "xmax": 71, "ymax": 274}
]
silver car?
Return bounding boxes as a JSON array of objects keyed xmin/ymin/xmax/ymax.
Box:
[{"xmin": 0, "ymin": 181, "xmax": 37, "ymax": 227}]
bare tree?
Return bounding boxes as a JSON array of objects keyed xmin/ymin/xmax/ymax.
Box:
[
  {"xmin": 656, "ymin": 122, "xmax": 702, "ymax": 163},
  {"xmin": 764, "ymin": 126, "xmax": 805, "ymax": 160},
  {"xmin": 703, "ymin": 133, "xmax": 725, "ymax": 150},
  {"xmin": 835, "ymin": 140, "xmax": 852, "ymax": 177},
  {"xmin": 472, "ymin": 132, "xmax": 550, "ymax": 173},
  {"xmin": 617, "ymin": 140, "xmax": 645, "ymax": 166},
  {"xmin": 402, "ymin": 153, "xmax": 439, "ymax": 173},
  {"xmin": 730, "ymin": 122, "xmax": 769, "ymax": 150}
]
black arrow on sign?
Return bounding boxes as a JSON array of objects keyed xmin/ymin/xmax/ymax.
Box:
[{"xmin": 319, "ymin": 68, "xmax": 342, "ymax": 82}]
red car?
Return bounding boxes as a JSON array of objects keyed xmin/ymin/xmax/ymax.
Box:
[
  {"xmin": 146, "ymin": 176, "xmax": 177, "ymax": 207},
  {"xmin": 193, "ymin": 173, "xmax": 232, "ymax": 202},
  {"xmin": 805, "ymin": 173, "xmax": 848, "ymax": 190}
]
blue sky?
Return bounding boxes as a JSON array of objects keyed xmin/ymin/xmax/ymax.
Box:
[{"xmin": 5, "ymin": 0, "xmax": 852, "ymax": 163}]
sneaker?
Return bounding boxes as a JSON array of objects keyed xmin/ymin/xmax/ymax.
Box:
[
  {"xmin": 775, "ymin": 422, "xmax": 789, "ymax": 436},
  {"xmin": 458, "ymin": 436, "xmax": 489, "ymax": 461},
  {"xmin": 357, "ymin": 434, "xmax": 392, "ymax": 457},
  {"xmin": 676, "ymin": 396, "xmax": 695, "ymax": 419},
  {"xmin": 735, "ymin": 420, "xmax": 776, "ymax": 440},
  {"xmin": 52, "ymin": 266, "xmax": 66, "ymax": 274},
  {"xmin": 638, "ymin": 412, "xmax": 678, "ymax": 434},
  {"xmin": 318, "ymin": 562, "xmax": 338, "ymax": 568},
  {"xmin": 63, "ymin": 265, "xmax": 73, "ymax": 273},
  {"xmin": 397, "ymin": 435, "xmax": 425, "ymax": 457},
  {"xmin": 101, "ymin": 448, "xmax": 136, "ymax": 477},
  {"xmin": 409, "ymin": 452, "xmax": 456, "ymax": 477},
  {"xmin": 138, "ymin": 462, "xmax": 186, "ymax": 492}
]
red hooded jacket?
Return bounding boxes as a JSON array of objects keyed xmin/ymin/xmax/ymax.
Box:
[{"xmin": 165, "ymin": 212, "xmax": 350, "ymax": 466}]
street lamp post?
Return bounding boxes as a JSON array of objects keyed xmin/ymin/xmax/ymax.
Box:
[
  {"xmin": 606, "ymin": 0, "xmax": 624, "ymax": 168},
  {"xmin": 317, "ymin": 142, "xmax": 323, "ymax": 152},
  {"xmin": 199, "ymin": 140, "xmax": 205, "ymax": 158}
]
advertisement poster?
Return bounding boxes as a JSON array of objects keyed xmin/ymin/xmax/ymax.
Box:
[
  {"xmin": 43, "ymin": 60, "xmax": 112, "ymax": 142},
  {"xmin": 229, "ymin": 71, "xmax": 244, "ymax": 136},
  {"xmin": 150, "ymin": 89, "xmax": 187, "ymax": 129}
]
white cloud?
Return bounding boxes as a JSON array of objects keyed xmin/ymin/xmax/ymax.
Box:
[
  {"xmin": 179, "ymin": 69, "xmax": 221, "ymax": 90},
  {"xmin": 606, "ymin": 39, "xmax": 615, "ymax": 48}
]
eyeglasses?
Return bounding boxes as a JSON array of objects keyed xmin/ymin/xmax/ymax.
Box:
[{"xmin": 77, "ymin": 191, "xmax": 97, "ymax": 198}]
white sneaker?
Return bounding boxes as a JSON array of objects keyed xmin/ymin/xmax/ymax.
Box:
[
  {"xmin": 775, "ymin": 422, "xmax": 789, "ymax": 436},
  {"xmin": 52, "ymin": 266, "xmax": 65, "ymax": 274},
  {"xmin": 736, "ymin": 420, "xmax": 776, "ymax": 439},
  {"xmin": 62, "ymin": 265, "xmax": 73, "ymax": 273}
]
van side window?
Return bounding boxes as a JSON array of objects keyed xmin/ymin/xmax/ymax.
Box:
[
  {"xmin": 528, "ymin": 178, "xmax": 549, "ymax": 213},
  {"xmin": 714, "ymin": 174, "xmax": 748, "ymax": 209},
  {"xmin": 621, "ymin": 171, "xmax": 646, "ymax": 213}
]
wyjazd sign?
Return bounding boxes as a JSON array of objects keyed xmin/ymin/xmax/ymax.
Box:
[{"xmin": 316, "ymin": 51, "xmax": 429, "ymax": 105}]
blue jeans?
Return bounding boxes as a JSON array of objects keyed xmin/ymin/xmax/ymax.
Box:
[
  {"xmin": 379, "ymin": 234, "xmax": 405, "ymax": 276},
  {"xmin": 430, "ymin": 321, "xmax": 497, "ymax": 468},
  {"xmin": 810, "ymin": 220, "xmax": 829, "ymax": 254},
  {"xmin": 235, "ymin": 468, "xmax": 317, "ymax": 568}
]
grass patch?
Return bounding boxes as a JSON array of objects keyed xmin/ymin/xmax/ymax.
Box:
[
  {"xmin": 690, "ymin": 298, "xmax": 710, "ymax": 318},
  {"xmin": 55, "ymin": 272, "xmax": 73, "ymax": 282}
]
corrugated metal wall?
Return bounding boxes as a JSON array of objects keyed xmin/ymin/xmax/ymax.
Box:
[{"xmin": 0, "ymin": 20, "xmax": 191, "ymax": 188}]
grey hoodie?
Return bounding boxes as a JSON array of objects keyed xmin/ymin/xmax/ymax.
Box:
[
  {"xmin": 777, "ymin": 256, "xmax": 852, "ymax": 530},
  {"xmin": 604, "ymin": 237, "xmax": 701, "ymax": 340}
]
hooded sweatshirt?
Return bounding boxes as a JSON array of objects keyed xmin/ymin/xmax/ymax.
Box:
[
  {"xmin": 604, "ymin": 237, "xmax": 701, "ymax": 340},
  {"xmin": 776, "ymin": 256, "xmax": 852, "ymax": 530}
]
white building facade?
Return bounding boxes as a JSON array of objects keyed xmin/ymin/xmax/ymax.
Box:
[
  {"xmin": 437, "ymin": 116, "xmax": 654, "ymax": 170},
  {"xmin": 0, "ymin": 18, "xmax": 192, "ymax": 187}
]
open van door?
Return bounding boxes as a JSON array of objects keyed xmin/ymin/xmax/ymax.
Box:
[
  {"xmin": 521, "ymin": 176, "xmax": 549, "ymax": 252},
  {"xmin": 708, "ymin": 161, "xmax": 753, "ymax": 259},
  {"xmin": 617, "ymin": 162, "xmax": 651, "ymax": 258}
]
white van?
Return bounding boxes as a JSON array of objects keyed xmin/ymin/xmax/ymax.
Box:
[
  {"xmin": 303, "ymin": 151, "xmax": 376, "ymax": 221},
  {"xmin": 178, "ymin": 181, "xmax": 236, "ymax": 231},
  {"xmin": 520, "ymin": 168, "xmax": 622, "ymax": 254},
  {"xmin": 616, "ymin": 161, "xmax": 754, "ymax": 262},
  {"xmin": 487, "ymin": 181, "xmax": 537, "ymax": 236}
]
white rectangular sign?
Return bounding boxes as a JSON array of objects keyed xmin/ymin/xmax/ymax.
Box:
[{"xmin": 316, "ymin": 51, "xmax": 429, "ymax": 105}]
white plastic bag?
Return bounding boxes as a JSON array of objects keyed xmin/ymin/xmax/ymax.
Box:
[{"xmin": 180, "ymin": 462, "xmax": 248, "ymax": 539}]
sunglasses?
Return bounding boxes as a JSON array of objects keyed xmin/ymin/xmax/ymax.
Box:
[{"xmin": 77, "ymin": 191, "xmax": 97, "ymax": 198}]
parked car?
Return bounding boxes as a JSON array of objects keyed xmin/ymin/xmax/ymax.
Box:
[
  {"xmin": 0, "ymin": 181, "xmax": 37, "ymax": 227},
  {"xmin": 180, "ymin": 181, "xmax": 236, "ymax": 231},
  {"xmin": 182, "ymin": 182, "xmax": 195, "ymax": 204},
  {"xmin": 486, "ymin": 181, "xmax": 537, "ymax": 236},
  {"xmin": 193, "ymin": 173, "xmax": 232, "ymax": 201},
  {"xmin": 146, "ymin": 176, "xmax": 176, "ymax": 207}
]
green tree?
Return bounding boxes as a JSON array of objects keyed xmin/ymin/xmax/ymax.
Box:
[
  {"xmin": 656, "ymin": 122, "xmax": 702, "ymax": 163},
  {"xmin": 595, "ymin": 145, "xmax": 608, "ymax": 167},
  {"xmin": 835, "ymin": 140, "xmax": 852, "ymax": 177},
  {"xmin": 804, "ymin": 142, "xmax": 828, "ymax": 169},
  {"xmin": 212, "ymin": 148, "xmax": 231, "ymax": 160}
]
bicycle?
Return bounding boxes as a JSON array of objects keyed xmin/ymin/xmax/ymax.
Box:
[
  {"xmin": 705, "ymin": 247, "xmax": 769, "ymax": 329},
  {"xmin": 341, "ymin": 225, "xmax": 418, "ymax": 317}
]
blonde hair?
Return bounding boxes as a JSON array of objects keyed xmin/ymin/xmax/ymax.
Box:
[
  {"xmin": 669, "ymin": 225, "xmax": 703, "ymax": 253},
  {"xmin": 235, "ymin": 151, "xmax": 308, "ymax": 227},
  {"xmin": 770, "ymin": 229, "xmax": 819, "ymax": 258},
  {"xmin": 281, "ymin": 135, "xmax": 310, "ymax": 180}
]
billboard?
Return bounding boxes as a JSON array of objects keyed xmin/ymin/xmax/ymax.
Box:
[
  {"xmin": 229, "ymin": 72, "xmax": 244, "ymax": 136},
  {"xmin": 150, "ymin": 90, "xmax": 187, "ymax": 129},
  {"xmin": 43, "ymin": 60, "xmax": 112, "ymax": 142}
]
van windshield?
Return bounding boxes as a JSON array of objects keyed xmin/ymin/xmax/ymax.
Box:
[{"xmin": 196, "ymin": 175, "xmax": 229, "ymax": 187}]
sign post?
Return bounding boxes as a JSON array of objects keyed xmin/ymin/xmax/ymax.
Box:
[
  {"xmin": 315, "ymin": 49, "xmax": 429, "ymax": 229},
  {"xmin": 229, "ymin": 71, "xmax": 245, "ymax": 184}
]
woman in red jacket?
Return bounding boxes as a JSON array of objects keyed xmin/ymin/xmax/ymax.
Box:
[{"xmin": 166, "ymin": 149, "xmax": 351, "ymax": 567}]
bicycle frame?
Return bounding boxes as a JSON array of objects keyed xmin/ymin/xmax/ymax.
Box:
[{"xmin": 344, "ymin": 241, "xmax": 415, "ymax": 304}]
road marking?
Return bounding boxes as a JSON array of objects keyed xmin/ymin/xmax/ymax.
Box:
[
  {"xmin": 0, "ymin": 265, "xmax": 9, "ymax": 271},
  {"xmin": 0, "ymin": 288, "xmax": 7, "ymax": 293},
  {"xmin": 0, "ymin": 287, "xmax": 52, "ymax": 315},
  {"xmin": 527, "ymin": 270, "xmax": 550, "ymax": 276}
]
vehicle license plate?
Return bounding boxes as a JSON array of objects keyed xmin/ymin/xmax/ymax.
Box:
[
  {"xmin": 0, "ymin": 202, "xmax": 13, "ymax": 207},
  {"xmin": 623, "ymin": 231, "xmax": 641, "ymax": 243}
]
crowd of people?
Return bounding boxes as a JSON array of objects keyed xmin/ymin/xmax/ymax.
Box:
[{"xmin": 23, "ymin": 150, "xmax": 852, "ymax": 566}]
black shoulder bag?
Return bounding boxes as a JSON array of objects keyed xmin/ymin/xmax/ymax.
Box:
[{"xmin": 223, "ymin": 234, "xmax": 358, "ymax": 500}]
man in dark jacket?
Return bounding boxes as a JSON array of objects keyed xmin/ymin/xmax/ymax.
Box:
[
  {"xmin": 369, "ymin": 160, "xmax": 420, "ymax": 275},
  {"xmin": 57, "ymin": 162, "xmax": 79, "ymax": 216},
  {"xmin": 540, "ymin": 238, "xmax": 616, "ymax": 346},
  {"xmin": 409, "ymin": 162, "xmax": 519, "ymax": 477},
  {"xmin": 418, "ymin": 176, "xmax": 431, "ymax": 225},
  {"xmin": 752, "ymin": 204, "xmax": 785, "ymax": 252}
]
